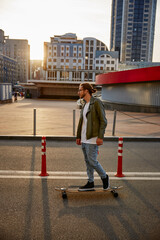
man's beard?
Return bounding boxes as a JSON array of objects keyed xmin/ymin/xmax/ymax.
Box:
[{"xmin": 80, "ymin": 93, "xmax": 86, "ymax": 99}]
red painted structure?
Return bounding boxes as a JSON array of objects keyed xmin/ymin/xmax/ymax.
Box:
[{"xmin": 96, "ymin": 66, "xmax": 160, "ymax": 85}]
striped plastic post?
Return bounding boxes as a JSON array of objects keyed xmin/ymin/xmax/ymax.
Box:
[
  {"xmin": 115, "ymin": 137, "xmax": 125, "ymax": 177},
  {"xmin": 39, "ymin": 136, "xmax": 49, "ymax": 177}
]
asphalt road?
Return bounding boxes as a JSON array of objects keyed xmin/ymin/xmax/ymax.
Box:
[{"xmin": 0, "ymin": 140, "xmax": 160, "ymax": 240}]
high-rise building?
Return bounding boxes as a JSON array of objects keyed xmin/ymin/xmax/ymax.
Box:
[
  {"xmin": 0, "ymin": 29, "xmax": 7, "ymax": 55},
  {"xmin": 43, "ymin": 33, "xmax": 118, "ymax": 82},
  {"xmin": 5, "ymin": 38, "xmax": 30, "ymax": 83},
  {"xmin": 0, "ymin": 29, "xmax": 30, "ymax": 83},
  {"xmin": 110, "ymin": 0, "xmax": 157, "ymax": 62},
  {"xmin": 0, "ymin": 30, "xmax": 17, "ymax": 85}
]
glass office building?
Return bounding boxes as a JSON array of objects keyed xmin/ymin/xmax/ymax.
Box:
[{"xmin": 110, "ymin": 0, "xmax": 157, "ymax": 62}]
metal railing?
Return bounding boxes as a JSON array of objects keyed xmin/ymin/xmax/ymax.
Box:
[{"xmin": 33, "ymin": 108, "xmax": 117, "ymax": 136}]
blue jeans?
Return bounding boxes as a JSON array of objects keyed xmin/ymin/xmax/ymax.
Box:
[{"xmin": 82, "ymin": 143, "xmax": 107, "ymax": 182}]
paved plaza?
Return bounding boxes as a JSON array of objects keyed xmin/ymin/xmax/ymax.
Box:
[{"xmin": 0, "ymin": 97, "xmax": 160, "ymax": 137}]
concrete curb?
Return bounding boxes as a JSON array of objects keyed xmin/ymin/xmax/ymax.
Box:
[{"xmin": 0, "ymin": 135, "xmax": 159, "ymax": 142}]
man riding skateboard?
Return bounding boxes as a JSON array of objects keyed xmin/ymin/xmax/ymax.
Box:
[{"xmin": 76, "ymin": 83, "xmax": 109, "ymax": 191}]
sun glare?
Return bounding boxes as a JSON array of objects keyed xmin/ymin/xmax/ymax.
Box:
[{"xmin": 0, "ymin": 0, "xmax": 159, "ymax": 61}]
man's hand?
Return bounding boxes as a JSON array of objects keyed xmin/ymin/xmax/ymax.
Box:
[
  {"xmin": 76, "ymin": 139, "xmax": 81, "ymax": 145},
  {"xmin": 96, "ymin": 138, "xmax": 103, "ymax": 146}
]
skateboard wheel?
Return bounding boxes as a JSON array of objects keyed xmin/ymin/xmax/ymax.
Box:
[
  {"xmin": 114, "ymin": 192, "xmax": 118, "ymax": 198},
  {"xmin": 62, "ymin": 192, "xmax": 67, "ymax": 199}
]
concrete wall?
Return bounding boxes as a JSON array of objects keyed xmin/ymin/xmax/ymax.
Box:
[
  {"xmin": 102, "ymin": 82, "xmax": 160, "ymax": 107},
  {"xmin": 102, "ymin": 82, "xmax": 160, "ymax": 112}
]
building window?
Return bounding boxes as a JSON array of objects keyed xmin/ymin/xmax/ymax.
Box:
[
  {"xmin": 86, "ymin": 47, "xmax": 89, "ymax": 52},
  {"xmin": 86, "ymin": 40, "xmax": 89, "ymax": 46},
  {"xmin": 143, "ymin": 28, "xmax": 148, "ymax": 31},
  {"xmin": 90, "ymin": 40, "xmax": 94, "ymax": 46}
]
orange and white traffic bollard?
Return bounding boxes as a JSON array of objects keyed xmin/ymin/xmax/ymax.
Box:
[
  {"xmin": 115, "ymin": 137, "xmax": 125, "ymax": 177},
  {"xmin": 39, "ymin": 136, "xmax": 49, "ymax": 177}
]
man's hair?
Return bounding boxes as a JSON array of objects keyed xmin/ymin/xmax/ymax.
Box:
[{"xmin": 80, "ymin": 83, "xmax": 96, "ymax": 95}]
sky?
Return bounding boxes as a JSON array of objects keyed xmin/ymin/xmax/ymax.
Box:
[{"xmin": 0, "ymin": 0, "xmax": 160, "ymax": 61}]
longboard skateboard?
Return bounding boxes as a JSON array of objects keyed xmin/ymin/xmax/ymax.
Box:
[{"xmin": 55, "ymin": 186, "xmax": 123, "ymax": 199}]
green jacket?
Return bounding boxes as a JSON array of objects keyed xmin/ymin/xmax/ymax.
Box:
[{"xmin": 77, "ymin": 96, "xmax": 107, "ymax": 140}]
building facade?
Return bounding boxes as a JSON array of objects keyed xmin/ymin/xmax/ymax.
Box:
[
  {"xmin": 5, "ymin": 39, "xmax": 30, "ymax": 83},
  {"xmin": 0, "ymin": 29, "xmax": 5, "ymax": 55},
  {"xmin": 0, "ymin": 29, "xmax": 30, "ymax": 83},
  {"xmin": 0, "ymin": 54, "xmax": 17, "ymax": 85},
  {"xmin": 119, "ymin": 61, "xmax": 160, "ymax": 71},
  {"xmin": 110, "ymin": 0, "xmax": 157, "ymax": 62},
  {"xmin": 43, "ymin": 33, "xmax": 118, "ymax": 82}
]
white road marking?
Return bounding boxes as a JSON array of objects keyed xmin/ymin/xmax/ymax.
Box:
[
  {"xmin": 0, "ymin": 170, "xmax": 160, "ymax": 180},
  {"xmin": 1, "ymin": 170, "xmax": 160, "ymax": 176},
  {"xmin": 0, "ymin": 175, "xmax": 160, "ymax": 180}
]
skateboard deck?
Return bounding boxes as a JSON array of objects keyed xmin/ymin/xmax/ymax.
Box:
[{"xmin": 55, "ymin": 186, "xmax": 123, "ymax": 199}]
